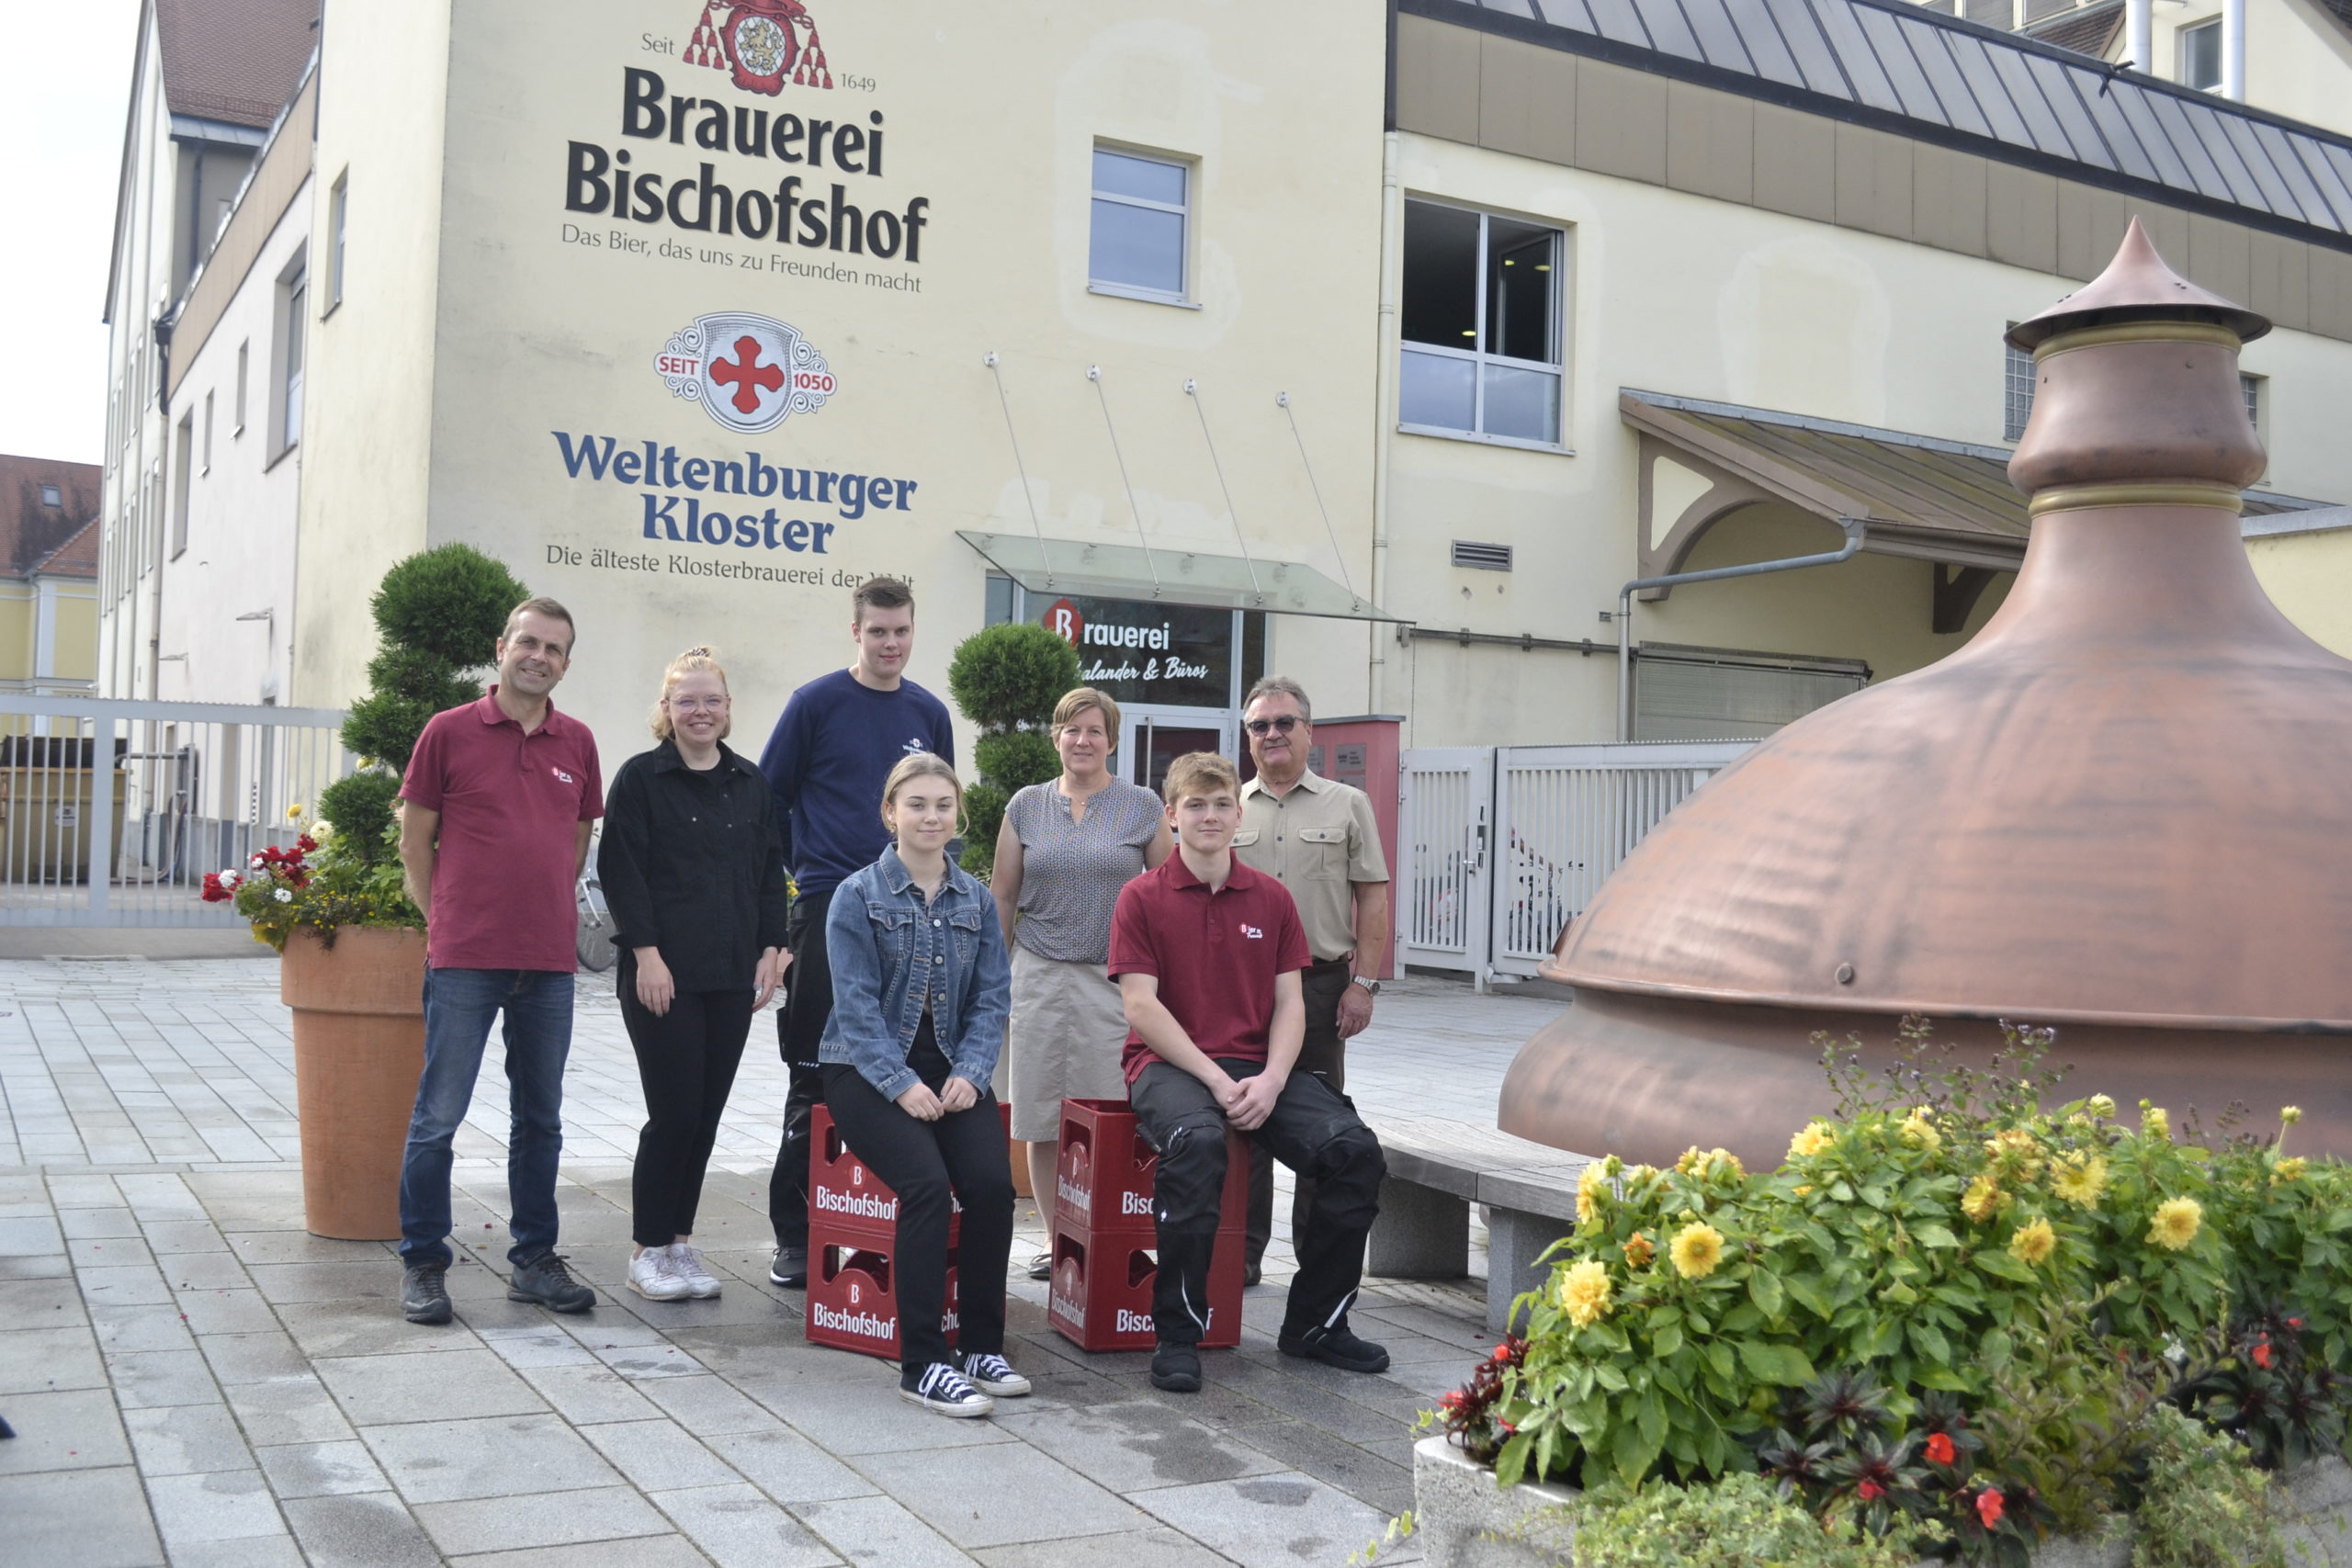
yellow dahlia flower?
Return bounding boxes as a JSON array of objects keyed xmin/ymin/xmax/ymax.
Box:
[
  {"xmin": 2050, "ymin": 1153, "xmax": 2109, "ymax": 1211},
  {"xmin": 1557, "ymin": 1259, "xmax": 1613, "ymax": 1327},
  {"xmin": 2147, "ymin": 1197, "xmax": 2202, "ymax": 1251},
  {"xmin": 2008, "ymin": 1217, "xmax": 2057, "ymax": 1267},
  {"xmin": 2142, "ymin": 1104, "xmax": 2171, "ymax": 1142},
  {"xmin": 1576, "ymin": 1162, "xmax": 1608, "ymax": 1224},
  {"xmin": 1901, "ymin": 1110, "xmax": 1941, "ymax": 1150},
  {"xmin": 1962, "ymin": 1176, "xmax": 2002, "ymax": 1224},
  {"xmin": 2282, "ymin": 1106, "xmax": 2304, "ymax": 1126},
  {"xmin": 2274, "ymin": 1156, "xmax": 2308, "ymax": 1186},
  {"xmin": 1789, "ymin": 1123, "xmax": 1836, "ymax": 1160},
  {"xmin": 1622, "ymin": 1232, "xmax": 1655, "ymax": 1268},
  {"xmin": 1670, "ymin": 1223, "xmax": 1725, "ymax": 1280},
  {"xmin": 2086, "ymin": 1094, "xmax": 2116, "ymax": 1121}
]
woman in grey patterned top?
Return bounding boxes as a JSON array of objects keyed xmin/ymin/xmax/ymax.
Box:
[{"xmin": 990, "ymin": 687, "xmax": 1171, "ymax": 1277}]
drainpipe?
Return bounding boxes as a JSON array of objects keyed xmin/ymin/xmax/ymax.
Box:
[
  {"xmin": 2222, "ymin": 0, "xmax": 2245, "ymax": 99},
  {"xmin": 1368, "ymin": 130, "xmax": 1402, "ymax": 718},
  {"xmin": 1615, "ymin": 518, "xmax": 1867, "ymax": 742},
  {"xmin": 2126, "ymin": 0, "xmax": 2151, "ymax": 73}
]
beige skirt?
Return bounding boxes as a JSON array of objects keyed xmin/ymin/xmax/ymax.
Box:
[{"xmin": 1003, "ymin": 942, "xmax": 1130, "ymax": 1142}]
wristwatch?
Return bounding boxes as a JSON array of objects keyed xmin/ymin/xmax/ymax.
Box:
[{"xmin": 1351, "ymin": 976, "xmax": 1380, "ymax": 996}]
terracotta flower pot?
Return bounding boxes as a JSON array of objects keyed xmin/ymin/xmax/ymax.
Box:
[{"xmin": 280, "ymin": 926, "xmax": 427, "ymax": 1240}]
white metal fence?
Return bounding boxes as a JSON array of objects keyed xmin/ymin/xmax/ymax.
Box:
[
  {"xmin": 1398, "ymin": 740, "xmax": 1753, "ymax": 983},
  {"xmin": 0, "ymin": 696, "xmax": 354, "ymax": 928}
]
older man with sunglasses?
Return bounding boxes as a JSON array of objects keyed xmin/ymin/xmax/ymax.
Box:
[{"xmin": 1232, "ymin": 675, "xmax": 1391, "ymax": 1285}]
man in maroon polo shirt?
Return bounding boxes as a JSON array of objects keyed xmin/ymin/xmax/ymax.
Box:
[
  {"xmin": 1109, "ymin": 751, "xmax": 1389, "ymax": 1394},
  {"xmin": 393, "ymin": 597, "xmax": 605, "ymax": 1325}
]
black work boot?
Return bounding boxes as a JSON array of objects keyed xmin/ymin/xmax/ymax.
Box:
[
  {"xmin": 401, "ymin": 1264, "xmax": 452, "ymax": 1325},
  {"xmin": 1151, "ymin": 1341, "xmax": 1204, "ymax": 1393},
  {"xmin": 507, "ymin": 1251, "xmax": 594, "ymax": 1313}
]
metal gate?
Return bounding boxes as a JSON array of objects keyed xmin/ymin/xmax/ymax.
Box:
[
  {"xmin": 0, "ymin": 696, "xmax": 353, "ymax": 927},
  {"xmin": 1396, "ymin": 748, "xmax": 1493, "ymax": 976},
  {"xmin": 1399, "ymin": 740, "xmax": 1752, "ymax": 982}
]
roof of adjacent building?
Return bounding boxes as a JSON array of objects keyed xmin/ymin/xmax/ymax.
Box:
[
  {"xmin": 2019, "ymin": 0, "xmax": 2121, "ymax": 62},
  {"xmin": 0, "ymin": 457, "xmax": 102, "ymax": 581},
  {"xmin": 154, "ymin": 0, "xmax": 321, "ymax": 129},
  {"xmin": 1413, "ymin": 0, "xmax": 2352, "ymax": 245},
  {"xmin": 28, "ymin": 518, "xmax": 101, "ymax": 581}
]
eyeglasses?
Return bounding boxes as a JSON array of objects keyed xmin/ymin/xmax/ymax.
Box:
[
  {"xmin": 1245, "ymin": 716, "xmax": 1302, "ymax": 737},
  {"xmin": 669, "ymin": 696, "xmax": 729, "ymax": 713}
]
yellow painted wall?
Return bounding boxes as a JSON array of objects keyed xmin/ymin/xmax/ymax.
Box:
[
  {"xmin": 0, "ymin": 591, "xmax": 31, "ymax": 681},
  {"xmin": 2248, "ymin": 528, "xmax": 2352, "ymax": 660},
  {"xmin": 51, "ymin": 591, "xmax": 99, "ymax": 682}
]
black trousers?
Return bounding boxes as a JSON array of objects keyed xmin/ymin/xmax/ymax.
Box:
[
  {"xmin": 1131, "ymin": 1056, "xmax": 1384, "ymax": 1347},
  {"xmin": 619, "ymin": 957, "xmax": 757, "ymax": 1247},
  {"xmin": 1245, "ymin": 959, "xmax": 1353, "ymax": 1270},
  {"xmin": 769, "ymin": 888, "xmax": 835, "ymax": 1251},
  {"xmin": 819, "ymin": 1022, "xmax": 1013, "ymax": 1379}
]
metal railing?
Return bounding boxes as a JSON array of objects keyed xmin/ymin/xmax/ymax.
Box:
[
  {"xmin": 0, "ymin": 696, "xmax": 353, "ymax": 928},
  {"xmin": 1398, "ymin": 739, "xmax": 1754, "ymax": 983}
]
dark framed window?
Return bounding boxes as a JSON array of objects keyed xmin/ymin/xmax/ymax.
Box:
[{"xmin": 1399, "ymin": 199, "xmax": 1564, "ymax": 446}]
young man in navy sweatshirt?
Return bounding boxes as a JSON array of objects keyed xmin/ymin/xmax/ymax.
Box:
[{"xmin": 758, "ymin": 577, "xmax": 956, "ymax": 1286}]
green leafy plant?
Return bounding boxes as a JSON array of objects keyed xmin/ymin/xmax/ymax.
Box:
[
  {"xmin": 317, "ymin": 544, "xmax": 527, "ymax": 874},
  {"xmin": 944, "ymin": 621, "xmax": 1079, "ymax": 876},
  {"xmin": 1566, "ymin": 1471, "xmax": 1939, "ymax": 1567},
  {"xmin": 201, "ymin": 818, "xmax": 421, "ymax": 950},
  {"xmin": 2125, "ymin": 1404, "xmax": 2288, "ymax": 1567},
  {"xmin": 1433, "ymin": 1017, "xmax": 2352, "ymax": 1560}
]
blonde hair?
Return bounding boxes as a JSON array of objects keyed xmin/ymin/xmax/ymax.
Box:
[
  {"xmin": 1161, "ymin": 751, "xmax": 1238, "ymax": 806},
  {"xmin": 650, "ymin": 647, "xmax": 731, "ymax": 740},
  {"xmin": 879, "ymin": 751, "xmax": 964, "ymax": 831},
  {"xmin": 1050, "ymin": 687, "xmax": 1122, "ymax": 747}
]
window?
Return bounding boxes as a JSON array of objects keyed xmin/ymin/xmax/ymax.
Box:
[
  {"xmin": 39, "ymin": 483, "xmax": 61, "ymax": 508},
  {"xmin": 2242, "ymin": 371, "xmax": 2262, "ymax": 431},
  {"xmin": 277, "ymin": 266, "xmax": 307, "ymax": 455},
  {"xmin": 1089, "ymin": 148, "xmax": 1190, "ymax": 303},
  {"xmin": 2180, "ymin": 18, "xmax": 2221, "ymax": 90},
  {"xmin": 328, "ymin": 173, "xmax": 348, "ymax": 310},
  {"xmin": 234, "ymin": 341, "xmax": 249, "ymax": 435},
  {"xmin": 2004, "ymin": 339, "xmax": 2035, "ymax": 441},
  {"xmin": 1400, "ymin": 200, "xmax": 1565, "ymax": 446},
  {"xmin": 171, "ymin": 412, "xmax": 194, "ymax": 559},
  {"xmin": 202, "ymin": 391, "xmax": 214, "ymax": 475}
]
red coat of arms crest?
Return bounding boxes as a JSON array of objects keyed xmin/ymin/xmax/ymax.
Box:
[{"xmin": 684, "ymin": 0, "xmax": 832, "ymax": 96}]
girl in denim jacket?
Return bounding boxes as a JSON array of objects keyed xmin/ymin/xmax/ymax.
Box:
[{"xmin": 818, "ymin": 752, "xmax": 1026, "ymax": 1416}]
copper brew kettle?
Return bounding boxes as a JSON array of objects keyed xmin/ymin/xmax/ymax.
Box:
[{"xmin": 1503, "ymin": 221, "xmax": 2352, "ymax": 1167}]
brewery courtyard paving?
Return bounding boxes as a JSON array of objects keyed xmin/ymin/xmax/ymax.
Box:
[{"xmin": 0, "ymin": 952, "xmax": 1568, "ymax": 1568}]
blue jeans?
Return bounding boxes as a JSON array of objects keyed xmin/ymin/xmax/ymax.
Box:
[{"xmin": 398, "ymin": 967, "xmax": 574, "ymax": 1269}]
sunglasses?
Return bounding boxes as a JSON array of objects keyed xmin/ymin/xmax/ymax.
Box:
[{"xmin": 1245, "ymin": 716, "xmax": 1303, "ymax": 737}]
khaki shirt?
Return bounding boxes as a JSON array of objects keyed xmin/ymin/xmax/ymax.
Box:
[{"xmin": 1235, "ymin": 769, "xmax": 1389, "ymax": 963}]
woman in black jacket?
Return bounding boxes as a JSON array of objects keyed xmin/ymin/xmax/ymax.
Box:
[{"xmin": 599, "ymin": 647, "xmax": 791, "ymax": 1301}]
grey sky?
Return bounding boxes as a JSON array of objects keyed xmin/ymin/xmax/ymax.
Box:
[{"xmin": 3, "ymin": 1, "xmax": 141, "ymax": 466}]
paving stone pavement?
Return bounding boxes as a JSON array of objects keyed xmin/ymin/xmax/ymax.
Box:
[{"xmin": 0, "ymin": 955, "xmax": 1570, "ymax": 1566}]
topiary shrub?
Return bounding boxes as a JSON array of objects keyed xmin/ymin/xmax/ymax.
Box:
[
  {"xmin": 316, "ymin": 544, "xmax": 528, "ymax": 872},
  {"xmin": 945, "ymin": 621, "xmax": 1080, "ymax": 876}
]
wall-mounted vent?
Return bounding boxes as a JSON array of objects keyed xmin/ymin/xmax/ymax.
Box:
[{"xmin": 1453, "ymin": 540, "xmax": 1513, "ymax": 571}]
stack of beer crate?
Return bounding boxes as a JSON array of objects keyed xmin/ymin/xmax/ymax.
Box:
[
  {"xmin": 802, "ymin": 1103, "xmax": 970, "ymax": 1361},
  {"xmin": 1045, "ymin": 1098, "xmax": 1249, "ymax": 1352}
]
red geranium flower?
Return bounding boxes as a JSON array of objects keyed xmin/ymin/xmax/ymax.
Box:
[
  {"xmin": 2252, "ymin": 1339, "xmax": 2275, "ymax": 1369},
  {"xmin": 1857, "ymin": 1478, "xmax": 1886, "ymax": 1501},
  {"xmin": 1925, "ymin": 1432, "xmax": 1957, "ymax": 1465},
  {"xmin": 1976, "ymin": 1487, "xmax": 2005, "ymax": 1528}
]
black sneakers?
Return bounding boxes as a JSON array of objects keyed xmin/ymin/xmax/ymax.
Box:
[
  {"xmin": 900, "ymin": 1360, "xmax": 995, "ymax": 1417},
  {"xmin": 507, "ymin": 1251, "xmax": 595, "ymax": 1313},
  {"xmin": 769, "ymin": 1246, "xmax": 808, "ymax": 1288},
  {"xmin": 1278, "ymin": 1323, "xmax": 1391, "ymax": 1374},
  {"xmin": 401, "ymin": 1264, "xmax": 452, "ymax": 1325},
  {"xmin": 958, "ymin": 1352, "xmax": 1033, "ymax": 1398},
  {"xmin": 1150, "ymin": 1341, "xmax": 1204, "ymax": 1393}
]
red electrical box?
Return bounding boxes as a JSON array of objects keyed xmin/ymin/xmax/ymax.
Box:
[
  {"xmin": 804, "ymin": 1241, "xmax": 960, "ymax": 1361},
  {"xmin": 1053, "ymin": 1098, "xmax": 1248, "ymax": 1235},
  {"xmin": 1045, "ymin": 1218, "xmax": 1246, "ymax": 1352}
]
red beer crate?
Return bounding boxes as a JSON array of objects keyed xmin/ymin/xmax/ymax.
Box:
[
  {"xmin": 808, "ymin": 1101, "xmax": 1010, "ymax": 1243},
  {"xmin": 1053, "ymin": 1099, "xmax": 1248, "ymax": 1236},
  {"xmin": 804, "ymin": 1239, "xmax": 960, "ymax": 1361},
  {"xmin": 1045, "ymin": 1213, "xmax": 1246, "ymax": 1352}
]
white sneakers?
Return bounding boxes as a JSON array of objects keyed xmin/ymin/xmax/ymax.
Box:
[
  {"xmin": 666, "ymin": 1244, "xmax": 723, "ymax": 1299},
  {"xmin": 626, "ymin": 1244, "xmax": 724, "ymax": 1302}
]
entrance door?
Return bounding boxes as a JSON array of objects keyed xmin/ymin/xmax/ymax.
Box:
[{"xmin": 1120, "ymin": 707, "xmax": 1236, "ymax": 795}]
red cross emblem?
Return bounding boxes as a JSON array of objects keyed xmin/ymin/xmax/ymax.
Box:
[{"xmin": 708, "ymin": 335, "xmax": 786, "ymax": 415}]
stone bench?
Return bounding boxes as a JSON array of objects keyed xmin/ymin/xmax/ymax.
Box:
[{"xmin": 1364, "ymin": 1115, "xmax": 1592, "ymax": 1334}]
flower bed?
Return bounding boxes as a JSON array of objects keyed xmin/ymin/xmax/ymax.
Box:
[{"xmin": 1405, "ymin": 1022, "xmax": 2352, "ymax": 1565}]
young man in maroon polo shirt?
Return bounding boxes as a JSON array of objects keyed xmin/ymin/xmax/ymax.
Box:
[
  {"xmin": 394, "ymin": 598, "xmax": 605, "ymax": 1325},
  {"xmin": 1109, "ymin": 751, "xmax": 1389, "ymax": 1393}
]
